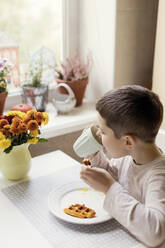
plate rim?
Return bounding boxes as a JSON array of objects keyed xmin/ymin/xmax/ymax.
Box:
[{"xmin": 48, "ymin": 180, "xmax": 112, "ymax": 225}]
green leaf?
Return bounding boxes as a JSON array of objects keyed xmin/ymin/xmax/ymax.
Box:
[
  {"xmin": 38, "ymin": 138, "xmax": 48, "ymax": 143},
  {"xmin": 4, "ymin": 146, "xmax": 13, "ymax": 154},
  {"xmin": 28, "ymin": 136, "xmax": 34, "ymax": 140}
]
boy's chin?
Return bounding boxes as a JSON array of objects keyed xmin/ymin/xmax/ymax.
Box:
[
  {"xmin": 103, "ymin": 147, "xmax": 128, "ymax": 159},
  {"xmin": 112, "ymin": 154, "xmax": 125, "ymax": 158},
  {"xmin": 106, "ymin": 151, "xmax": 128, "ymax": 159}
]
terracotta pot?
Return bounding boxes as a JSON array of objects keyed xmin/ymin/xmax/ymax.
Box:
[
  {"xmin": 0, "ymin": 92, "xmax": 8, "ymax": 115},
  {"xmin": 56, "ymin": 78, "xmax": 88, "ymax": 107}
]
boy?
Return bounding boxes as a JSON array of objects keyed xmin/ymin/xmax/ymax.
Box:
[{"xmin": 80, "ymin": 85, "xmax": 165, "ymax": 247}]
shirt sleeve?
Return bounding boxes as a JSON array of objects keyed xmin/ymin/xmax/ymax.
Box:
[
  {"xmin": 104, "ymin": 172, "xmax": 165, "ymax": 247},
  {"xmin": 89, "ymin": 151, "xmax": 118, "ymax": 180}
]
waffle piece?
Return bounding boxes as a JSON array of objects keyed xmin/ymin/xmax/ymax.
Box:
[
  {"xmin": 64, "ymin": 204, "xmax": 96, "ymax": 218},
  {"xmin": 82, "ymin": 159, "xmax": 91, "ymax": 166}
]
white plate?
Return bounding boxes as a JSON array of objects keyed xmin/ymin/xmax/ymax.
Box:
[{"xmin": 48, "ymin": 180, "xmax": 112, "ymax": 224}]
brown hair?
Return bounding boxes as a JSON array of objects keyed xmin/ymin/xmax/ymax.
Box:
[{"xmin": 96, "ymin": 85, "xmax": 163, "ymax": 143}]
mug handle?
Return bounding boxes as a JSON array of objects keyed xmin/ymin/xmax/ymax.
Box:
[{"xmin": 54, "ymin": 83, "xmax": 75, "ymax": 100}]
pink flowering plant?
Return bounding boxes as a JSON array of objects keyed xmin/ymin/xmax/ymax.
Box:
[
  {"xmin": 56, "ymin": 54, "xmax": 92, "ymax": 81},
  {"xmin": 0, "ymin": 58, "xmax": 12, "ymax": 93}
]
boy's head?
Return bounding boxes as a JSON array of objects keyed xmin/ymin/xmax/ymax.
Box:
[{"xmin": 96, "ymin": 85, "xmax": 163, "ymax": 144}]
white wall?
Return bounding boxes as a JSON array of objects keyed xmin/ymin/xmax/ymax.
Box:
[
  {"xmin": 152, "ymin": 0, "xmax": 165, "ymax": 129},
  {"xmin": 77, "ymin": 0, "xmax": 117, "ymax": 101}
]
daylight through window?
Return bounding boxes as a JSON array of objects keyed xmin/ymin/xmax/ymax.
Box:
[{"xmin": 0, "ymin": 0, "xmax": 62, "ymax": 93}]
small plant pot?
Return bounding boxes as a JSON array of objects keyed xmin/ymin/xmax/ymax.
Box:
[
  {"xmin": 56, "ymin": 77, "xmax": 88, "ymax": 107},
  {"xmin": 0, "ymin": 92, "xmax": 8, "ymax": 115},
  {"xmin": 22, "ymin": 85, "xmax": 48, "ymax": 112}
]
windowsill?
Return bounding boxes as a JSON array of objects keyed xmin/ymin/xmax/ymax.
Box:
[
  {"xmin": 4, "ymin": 84, "xmax": 57, "ymax": 111},
  {"xmin": 40, "ymin": 100, "xmax": 98, "ymax": 139},
  {"xmin": 5, "ymin": 100, "xmax": 97, "ymax": 139},
  {"xmin": 5, "ymin": 86, "xmax": 98, "ymax": 139}
]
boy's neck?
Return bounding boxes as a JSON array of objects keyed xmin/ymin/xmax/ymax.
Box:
[{"xmin": 131, "ymin": 142, "xmax": 163, "ymax": 165}]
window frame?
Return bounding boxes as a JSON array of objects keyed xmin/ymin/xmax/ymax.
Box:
[{"xmin": 5, "ymin": 0, "xmax": 78, "ymax": 110}]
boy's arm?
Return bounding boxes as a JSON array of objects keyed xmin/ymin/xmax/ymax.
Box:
[
  {"xmin": 88, "ymin": 150, "xmax": 118, "ymax": 180},
  {"xmin": 104, "ymin": 172, "xmax": 165, "ymax": 247}
]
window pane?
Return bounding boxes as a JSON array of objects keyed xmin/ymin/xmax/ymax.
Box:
[{"xmin": 0, "ymin": 0, "xmax": 62, "ymax": 93}]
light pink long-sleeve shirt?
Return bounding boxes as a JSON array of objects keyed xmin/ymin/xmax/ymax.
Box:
[{"xmin": 90, "ymin": 151, "xmax": 165, "ymax": 248}]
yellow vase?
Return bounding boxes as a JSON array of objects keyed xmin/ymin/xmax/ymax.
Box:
[{"xmin": 0, "ymin": 143, "xmax": 31, "ymax": 181}]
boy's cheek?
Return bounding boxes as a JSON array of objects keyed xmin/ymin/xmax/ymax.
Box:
[
  {"xmin": 102, "ymin": 137, "xmax": 111, "ymax": 152},
  {"xmin": 102, "ymin": 136, "xmax": 107, "ymax": 147}
]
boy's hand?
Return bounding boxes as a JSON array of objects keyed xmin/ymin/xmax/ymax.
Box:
[
  {"xmin": 83, "ymin": 151, "xmax": 98, "ymax": 164},
  {"xmin": 80, "ymin": 166, "xmax": 116, "ymax": 194}
]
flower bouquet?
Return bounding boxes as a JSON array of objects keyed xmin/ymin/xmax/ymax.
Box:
[
  {"xmin": 0, "ymin": 109, "xmax": 49, "ymax": 153},
  {"xmin": 0, "ymin": 109, "xmax": 49, "ymax": 180}
]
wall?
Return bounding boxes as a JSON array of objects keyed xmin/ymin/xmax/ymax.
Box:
[
  {"xmin": 152, "ymin": 0, "xmax": 165, "ymax": 129},
  {"xmin": 114, "ymin": 0, "xmax": 158, "ymax": 89},
  {"xmin": 77, "ymin": 0, "xmax": 117, "ymax": 101},
  {"xmin": 77, "ymin": 0, "xmax": 158, "ymax": 98}
]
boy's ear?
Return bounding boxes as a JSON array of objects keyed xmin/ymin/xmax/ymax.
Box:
[{"xmin": 122, "ymin": 135, "xmax": 136, "ymax": 149}]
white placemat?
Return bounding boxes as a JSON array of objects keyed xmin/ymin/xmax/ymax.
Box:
[{"xmin": 2, "ymin": 166, "xmax": 141, "ymax": 248}]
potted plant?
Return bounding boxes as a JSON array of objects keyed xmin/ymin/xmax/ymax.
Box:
[
  {"xmin": 22, "ymin": 49, "xmax": 50, "ymax": 112},
  {"xmin": 0, "ymin": 58, "xmax": 12, "ymax": 115},
  {"xmin": 56, "ymin": 54, "xmax": 92, "ymax": 106}
]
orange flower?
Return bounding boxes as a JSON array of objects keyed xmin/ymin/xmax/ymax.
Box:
[
  {"xmin": 12, "ymin": 117, "xmax": 21, "ymax": 128},
  {"xmin": 12, "ymin": 116, "xmax": 22, "ymax": 122},
  {"xmin": 23, "ymin": 116, "xmax": 31, "ymax": 125},
  {"xmin": 27, "ymin": 110, "xmax": 37, "ymax": 119},
  {"xmin": 20, "ymin": 123, "xmax": 28, "ymax": 133},
  {"xmin": 0, "ymin": 128, "xmax": 7, "ymax": 136},
  {"xmin": 2, "ymin": 124, "xmax": 11, "ymax": 136},
  {"xmin": 10, "ymin": 126, "xmax": 20, "ymax": 135},
  {"xmin": 0, "ymin": 128, "xmax": 5, "ymax": 135},
  {"xmin": 3, "ymin": 124, "xmax": 10, "ymax": 130},
  {"xmin": 27, "ymin": 120, "xmax": 39, "ymax": 131},
  {"xmin": 10, "ymin": 117, "xmax": 23, "ymax": 135},
  {"xmin": 34, "ymin": 112, "xmax": 43, "ymax": 124},
  {"xmin": 0, "ymin": 119, "xmax": 9, "ymax": 129},
  {"xmin": 2, "ymin": 130, "xmax": 9, "ymax": 136}
]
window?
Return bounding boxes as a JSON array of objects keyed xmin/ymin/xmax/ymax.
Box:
[{"xmin": 0, "ymin": 0, "xmax": 62, "ymax": 94}]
